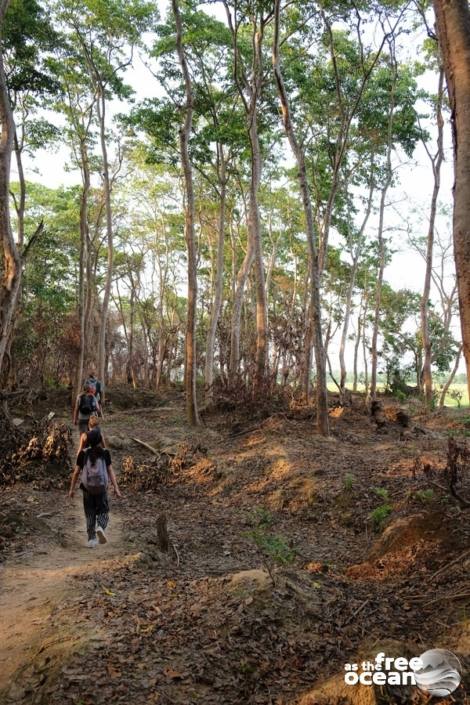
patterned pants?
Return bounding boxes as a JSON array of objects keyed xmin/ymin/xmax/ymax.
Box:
[{"xmin": 82, "ymin": 489, "xmax": 109, "ymax": 540}]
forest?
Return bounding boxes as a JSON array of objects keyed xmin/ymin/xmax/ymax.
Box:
[{"xmin": 0, "ymin": 0, "xmax": 469, "ymax": 704}]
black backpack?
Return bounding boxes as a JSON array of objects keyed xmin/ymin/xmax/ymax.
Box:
[
  {"xmin": 79, "ymin": 394, "xmax": 97, "ymax": 415},
  {"xmin": 85, "ymin": 376, "xmax": 102, "ymax": 399}
]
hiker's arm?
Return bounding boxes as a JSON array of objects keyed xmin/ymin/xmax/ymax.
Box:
[
  {"xmin": 69, "ymin": 466, "xmax": 80, "ymax": 497},
  {"xmin": 101, "ymin": 433, "xmax": 107, "ymax": 449},
  {"xmin": 77, "ymin": 433, "xmax": 87, "ymax": 456},
  {"xmin": 107, "ymin": 465, "xmax": 121, "ymax": 497}
]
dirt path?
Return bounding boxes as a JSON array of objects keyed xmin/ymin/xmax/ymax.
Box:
[{"xmin": 0, "ymin": 488, "xmax": 124, "ymax": 701}]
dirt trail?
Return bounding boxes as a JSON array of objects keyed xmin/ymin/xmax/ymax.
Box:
[{"xmin": 0, "ymin": 484, "xmax": 124, "ymax": 699}]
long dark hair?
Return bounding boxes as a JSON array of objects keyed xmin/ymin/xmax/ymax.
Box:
[{"xmin": 87, "ymin": 445, "xmax": 104, "ymax": 466}]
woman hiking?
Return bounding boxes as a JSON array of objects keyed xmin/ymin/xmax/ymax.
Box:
[
  {"xmin": 76, "ymin": 414, "xmax": 106, "ymax": 455},
  {"xmin": 73, "ymin": 383, "xmax": 100, "ymax": 436},
  {"xmin": 69, "ymin": 428, "xmax": 122, "ymax": 548}
]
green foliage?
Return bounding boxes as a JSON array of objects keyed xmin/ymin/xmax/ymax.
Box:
[
  {"xmin": 369, "ymin": 504, "xmax": 393, "ymax": 530},
  {"xmin": 449, "ymin": 389, "xmax": 463, "ymax": 408},
  {"xmin": 372, "ymin": 487, "xmax": 389, "ymax": 501},
  {"xmin": 414, "ymin": 489, "xmax": 435, "ymax": 504},
  {"xmin": 343, "ymin": 473, "xmax": 356, "ymax": 491},
  {"xmin": 250, "ymin": 506, "xmax": 274, "ymax": 528},
  {"xmin": 248, "ymin": 528, "xmax": 296, "ymax": 565}
]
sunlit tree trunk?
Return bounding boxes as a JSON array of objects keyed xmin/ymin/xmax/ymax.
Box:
[
  {"xmin": 204, "ymin": 147, "xmax": 226, "ymax": 404},
  {"xmin": 173, "ymin": 0, "xmax": 200, "ymax": 425},
  {"xmin": 339, "ymin": 175, "xmax": 374, "ymax": 401},
  {"xmin": 433, "ymin": 0, "xmax": 470, "ymax": 403},
  {"xmin": 353, "ymin": 314, "xmax": 361, "ymax": 393},
  {"xmin": 273, "ymin": 0, "xmax": 329, "ymax": 434},
  {"xmin": 0, "ymin": 0, "xmax": 21, "ymax": 381},
  {"xmin": 369, "ymin": 52, "xmax": 397, "ymax": 402},
  {"xmin": 74, "ymin": 138, "xmax": 90, "ymax": 404},
  {"xmin": 439, "ymin": 342, "xmax": 463, "ymax": 406},
  {"xmin": 96, "ymin": 87, "xmax": 113, "ymax": 398},
  {"xmin": 230, "ymin": 233, "xmax": 254, "ymax": 377},
  {"xmin": 224, "ymin": 2, "xmax": 268, "ymax": 392},
  {"xmin": 421, "ymin": 67, "xmax": 444, "ymax": 408}
]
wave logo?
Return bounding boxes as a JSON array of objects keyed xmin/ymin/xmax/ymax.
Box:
[{"xmin": 411, "ymin": 649, "xmax": 462, "ymax": 698}]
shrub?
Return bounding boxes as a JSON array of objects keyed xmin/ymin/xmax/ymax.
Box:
[{"xmin": 369, "ymin": 504, "xmax": 393, "ymax": 530}]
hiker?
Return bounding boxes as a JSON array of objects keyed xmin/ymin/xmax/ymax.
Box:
[
  {"xmin": 68, "ymin": 429, "xmax": 122, "ymax": 548},
  {"xmin": 76, "ymin": 414, "xmax": 107, "ymax": 455},
  {"xmin": 85, "ymin": 369, "xmax": 103, "ymax": 409},
  {"xmin": 73, "ymin": 383, "xmax": 99, "ymax": 435}
]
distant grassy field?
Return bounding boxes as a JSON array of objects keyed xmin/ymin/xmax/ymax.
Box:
[{"xmin": 326, "ymin": 381, "xmax": 469, "ymax": 408}]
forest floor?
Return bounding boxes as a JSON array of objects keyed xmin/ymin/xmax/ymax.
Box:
[{"xmin": 0, "ymin": 387, "xmax": 469, "ymax": 705}]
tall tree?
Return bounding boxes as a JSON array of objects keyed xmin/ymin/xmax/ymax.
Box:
[
  {"xmin": 172, "ymin": 0, "xmax": 200, "ymax": 425},
  {"xmin": 272, "ymin": 0, "xmax": 329, "ymax": 435},
  {"xmin": 0, "ymin": 0, "xmax": 20, "ymax": 380},
  {"xmin": 433, "ymin": 0, "xmax": 470, "ymax": 404},
  {"xmin": 420, "ymin": 66, "xmax": 444, "ymax": 408},
  {"xmin": 223, "ymin": 0, "xmax": 269, "ymax": 392}
]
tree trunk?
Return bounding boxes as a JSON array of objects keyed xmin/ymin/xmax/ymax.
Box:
[
  {"xmin": 96, "ymin": 88, "xmax": 113, "ymax": 403},
  {"xmin": 273, "ymin": 0, "xmax": 329, "ymax": 434},
  {"xmin": 369, "ymin": 55, "xmax": 397, "ymax": 402},
  {"xmin": 439, "ymin": 342, "xmax": 463, "ymax": 406},
  {"xmin": 353, "ymin": 313, "xmax": 361, "ymax": 393},
  {"xmin": 173, "ymin": 0, "xmax": 200, "ymax": 425},
  {"xmin": 369, "ymin": 178, "xmax": 390, "ymax": 402},
  {"xmin": 74, "ymin": 138, "xmax": 90, "ymax": 405},
  {"xmin": 224, "ymin": 3, "xmax": 268, "ymax": 392},
  {"xmin": 229, "ymin": 238, "xmax": 255, "ymax": 377},
  {"xmin": 204, "ymin": 148, "xmax": 226, "ymax": 404},
  {"xmin": 433, "ymin": 0, "xmax": 470, "ymax": 404},
  {"xmin": 421, "ymin": 67, "xmax": 445, "ymax": 409},
  {"xmin": 339, "ymin": 175, "xmax": 374, "ymax": 401},
  {"xmin": 0, "ymin": 0, "xmax": 21, "ymax": 380},
  {"xmin": 248, "ymin": 90, "xmax": 268, "ymax": 392}
]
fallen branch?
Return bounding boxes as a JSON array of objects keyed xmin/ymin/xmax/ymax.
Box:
[
  {"xmin": 343, "ymin": 598, "xmax": 370, "ymax": 626},
  {"xmin": 131, "ymin": 437, "xmax": 160, "ymax": 455},
  {"xmin": 171, "ymin": 540, "xmax": 180, "ymax": 566}
]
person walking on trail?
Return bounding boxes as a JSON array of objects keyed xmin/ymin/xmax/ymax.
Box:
[
  {"xmin": 73, "ymin": 383, "xmax": 99, "ymax": 435},
  {"xmin": 77, "ymin": 414, "xmax": 107, "ymax": 455},
  {"xmin": 85, "ymin": 369, "xmax": 103, "ymax": 409},
  {"xmin": 69, "ymin": 431, "xmax": 122, "ymax": 548}
]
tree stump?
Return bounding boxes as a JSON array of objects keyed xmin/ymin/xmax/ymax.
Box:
[{"xmin": 156, "ymin": 513, "xmax": 169, "ymax": 553}]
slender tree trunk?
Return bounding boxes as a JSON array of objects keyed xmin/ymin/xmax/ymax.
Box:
[
  {"xmin": 74, "ymin": 139, "xmax": 90, "ymax": 405},
  {"xmin": 369, "ymin": 179, "xmax": 390, "ymax": 401},
  {"xmin": 173, "ymin": 0, "xmax": 200, "ymax": 425},
  {"xmin": 273, "ymin": 0, "xmax": 329, "ymax": 434},
  {"xmin": 224, "ymin": 3, "xmax": 268, "ymax": 392},
  {"xmin": 204, "ymin": 149, "xmax": 226, "ymax": 404},
  {"xmin": 229, "ymin": 239, "xmax": 255, "ymax": 376},
  {"xmin": 369, "ymin": 55, "xmax": 396, "ymax": 402},
  {"xmin": 96, "ymin": 88, "xmax": 113, "ymax": 402},
  {"xmin": 339, "ymin": 176, "xmax": 374, "ymax": 400},
  {"xmin": 249, "ymin": 102, "xmax": 268, "ymax": 392},
  {"xmin": 0, "ymin": 0, "xmax": 22, "ymax": 380},
  {"xmin": 421, "ymin": 68, "xmax": 445, "ymax": 408},
  {"xmin": 353, "ymin": 313, "xmax": 362, "ymax": 392},
  {"xmin": 439, "ymin": 343, "xmax": 463, "ymax": 406},
  {"xmin": 433, "ymin": 0, "xmax": 470, "ymax": 404}
]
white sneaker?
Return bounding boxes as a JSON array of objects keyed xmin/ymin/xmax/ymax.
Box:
[
  {"xmin": 96, "ymin": 526, "xmax": 107, "ymax": 544},
  {"xmin": 87, "ymin": 538, "xmax": 98, "ymax": 548}
]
